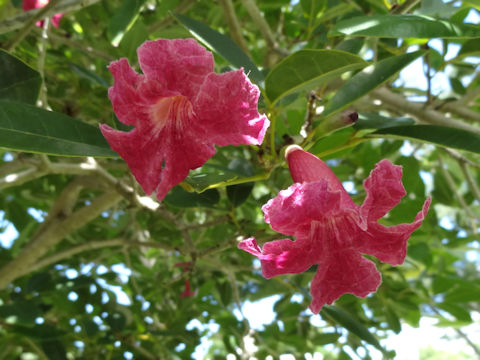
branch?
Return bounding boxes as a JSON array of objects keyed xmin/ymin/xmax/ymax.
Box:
[
  {"xmin": 372, "ymin": 87, "xmax": 480, "ymax": 135},
  {"xmin": 457, "ymin": 158, "xmax": 480, "ymax": 204},
  {"xmin": 0, "ymin": 188, "xmax": 122, "ymax": 289},
  {"xmin": 0, "ymin": 0, "xmax": 101, "ymax": 35},
  {"xmin": 218, "ymin": 0, "xmax": 250, "ymax": 55},
  {"xmin": 435, "ymin": 100, "xmax": 480, "ymax": 124},
  {"xmin": 147, "ymin": 0, "xmax": 196, "ymax": 34},
  {"xmin": 391, "ymin": 0, "xmax": 420, "ymax": 14},
  {"xmin": 44, "ymin": 30, "xmax": 114, "ymax": 62},
  {"xmin": 4, "ymin": 0, "xmax": 61, "ymax": 51},
  {"xmin": 0, "ymin": 166, "xmax": 45, "ymax": 190},
  {"xmin": 240, "ymin": 0, "xmax": 288, "ymax": 58},
  {"xmin": 30, "ymin": 238, "xmax": 125, "ymax": 272},
  {"xmin": 437, "ymin": 154, "xmax": 478, "ymax": 234}
]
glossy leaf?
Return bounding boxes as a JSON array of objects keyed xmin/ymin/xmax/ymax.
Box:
[
  {"xmin": 107, "ymin": 0, "xmax": 144, "ymax": 46},
  {"xmin": 373, "ymin": 124, "xmax": 480, "ymax": 154},
  {"xmin": 265, "ymin": 50, "xmax": 367, "ymax": 105},
  {"xmin": 164, "ymin": 187, "xmax": 220, "ymax": 208},
  {"xmin": 226, "ymin": 158, "xmax": 254, "ymax": 207},
  {"xmin": 354, "ymin": 113, "xmax": 415, "ymax": 130},
  {"xmin": 175, "ymin": 14, "xmax": 264, "ymax": 84},
  {"xmin": 323, "ymin": 51, "xmax": 424, "ymax": 116},
  {"xmin": 458, "ymin": 38, "xmax": 480, "ymax": 57},
  {"xmin": 0, "ymin": 100, "xmax": 117, "ymax": 157},
  {"xmin": 185, "ymin": 170, "xmax": 239, "ymax": 193},
  {"xmin": 322, "ymin": 306, "xmax": 385, "ymax": 352},
  {"xmin": 300, "ymin": 0, "xmax": 326, "ymax": 19},
  {"xmin": 0, "ymin": 49, "xmax": 41, "ymax": 105},
  {"xmin": 68, "ymin": 63, "xmax": 109, "ymax": 87},
  {"xmin": 330, "ymin": 14, "xmax": 480, "ymax": 39}
]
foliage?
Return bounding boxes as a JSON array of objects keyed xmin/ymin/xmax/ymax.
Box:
[{"xmin": 0, "ymin": 0, "xmax": 479, "ymax": 359}]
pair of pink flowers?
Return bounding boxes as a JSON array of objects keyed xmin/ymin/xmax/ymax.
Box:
[{"xmin": 101, "ymin": 38, "xmax": 430, "ymax": 312}]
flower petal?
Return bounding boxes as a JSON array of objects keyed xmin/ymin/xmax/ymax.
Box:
[
  {"xmin": 285, "ymin": 146, "xmax": 349, "ymax": 196},
  {"xmin": 263, "ymin": 181, "xmax": 351, "ymax": 236},
  {"xmin": 100, "ymin": 123, "xmax": 215, "ymax": 201},
  {"xmin": 358, "ymin": 197, "xmax": 431, "ymax": 265},
  {"xmin": 194, "ymin": 70, "xmax": 269, "ymax": 146},
  {"xmin": 108, "ymin": 58, "xmax": 148, "ymax": 126},
  {"xmin": 309, "ymin": 250, "xmax": 381, "ymax": 314},
  {"xmin": 238, "ymin": 237, "xmax": 316, "ymax": 278},
  {"xmin": 360, "ymin": 159, "xmax": 406, "ymax": 221},
  {"xmin": 137, "ymin": 38, "xmax": 214, "ymax": 101}
]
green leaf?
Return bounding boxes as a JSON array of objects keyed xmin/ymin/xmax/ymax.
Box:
[
  {"xmin": 106, "ymin": 311, "xmax": 126, "ymax": 332},
  {"xmin": 68, "ymin": 63, "xmax": 109, "ymax": 88},
  {"xmin": 10, "ymin": 324, "xmax": 66, "ymax": 340},
  {"xmin": 458, "ymin": 38, "xmax": 480, "ymax": 57},
  {"xmin": 265, "ymin": 50, "xmax": 367, "ymax": 105},
  {"xmin": 300, "ymin": 0, "xmax": 326, "ymax": 19},
  {"xmin": 385, "ymin": 305, "xmax": 402, "ymax": 334},
  {"xmin": 322, "ymin": 306, "xmax": 385, "ymax": 352},
  {"xmin": 41, "ymin": 340, "xmax": 67, "ymax": 360},
  {"xmin": 164, "ymin": 187, "xmax": 220, "ymax": 208},
  {"xmin": 118, "ymin": 20, "xmax": 148, "ymax": 63},
  {"xmin": 444, "ymin": 284, "xmax": 480, "ymax": 303},
  {"xmin": 323, "ymin": 51, "xmax": 424, "ymax": 116},
  {"xmin": 312, "ymin": 332, "xmax": 341, "ymax": 345},
  {"xmin": 174, "ymin": 14, "xmax": 264, "ymax": 84},
  {"xmin": 373, "ymin": 124, "xmax": 480, "ymax": 154},
  {"xmin": 330, "ymin": 14, "xmax": 480, "ymax": 38},
  {"xmin": 354, "ymin": 113, "xmax": 415, "ymax": 130},
  {"xmin": 437, "ymin": 302, "xmax": 473, "ymax": 322},
  {"xmin": 0, "ymin": 49, "xmax": 41, "ymax": 105},
  {"xmin": 184, "ymin": 162, "xmax": 267, "ymax": 193},
  {"xmin": 226, "ymin": 159, "xmax": 254, "ymax": 207},
  {"xmin": 185, "ymin": 170, "xmax": 239, "ymax": 193},
  {"xmin": 107, "ymin": 0, "xmax": 144, "ymax": 47},
  {"xmin": 0, "ymin": 100, "xmax": 117, "ymax": 157}
]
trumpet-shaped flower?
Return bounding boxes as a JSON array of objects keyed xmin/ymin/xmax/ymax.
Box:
[
  {"xmin": 239, "ymin": 146, "xmax": 430, "ymax": 313},
  {"xmin": 100, "ymin": 38, "xmax": 269, "ymax": 201},
  {"xmin": 22, "ymin": 0, "xmax": 63, "ymax": 27}
]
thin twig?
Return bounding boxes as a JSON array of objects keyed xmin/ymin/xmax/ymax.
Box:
[
  {"xmin": 31, "ymin": 239, "xmax": 125, "ymax": 272},
  {"xmin": 457, "ymin": 159, "xmax": 480, "ymax": 204},
  {"xmin": 240, "ymin": 0, "xmax": 288, "ymax": 58},
  {"xmin": 44, "ymin": 29, "xmax": 114, "ymax": 62},
  {"xmin": 438, "ymin": 154, "xmax": 478, "ymax": 234},
  {"xmin": 4, "ymin": 0, "xmax": 61, "ymax": 51},
  {"xmin": 147, "ymin": 0, "xmax": 196, "ymax": 34},
  {"xmin": 441, "ymin": 148, "xmax": 480, "ymax": 169},
  {"xmin": 0, "ymin": 0, "xmax": 101, "ymax": 35},
  {"xmin": 391, "ymin": 0, "xmax": 420, "ymax": 14}
]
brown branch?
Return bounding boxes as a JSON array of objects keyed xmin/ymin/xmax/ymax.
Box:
[
  {"xmin": 30, "ymin": 238, "xmax": 125, "ymax": 272},
  {"xmin": 4, "ymin": 0, "xmax": 61, "ymax": 51},
  {"xmin": 0, "ymin": 188, "xmax": 122, "ymax": 289},
  {"xmin": 0, "ymin": 0, "xmax": 101, "ymax": 35},
  {"xmin": 436, "ymin": 100, "xmax": 480, "ymax": 124},
  {"xmin": 372, "ymin": 87, "xmax": 480, "ymax": 135},
  {"xmin": 218, "ymin": 0, "xmax": 250, "ymax": 55}
]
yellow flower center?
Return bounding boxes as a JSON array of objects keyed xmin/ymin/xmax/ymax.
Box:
[{"xmin": 151, "ymin": 96, "xmax": 194, "ymax": 129}]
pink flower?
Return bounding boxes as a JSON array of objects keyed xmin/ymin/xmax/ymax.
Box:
[
  {"xmin": 239, "ymin": 146, "xmax": 430, "ymax": 313},
  {"xmin": 100, "ymin": 38, "xmax": 269, "ymax": 201},
  {"xmin": 22, "ymin": 0, "xmax": 63, "ymax": 28},
  {"xmin": 180, "ymin": 279, "xmax": 195, "ymax": 298}
]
